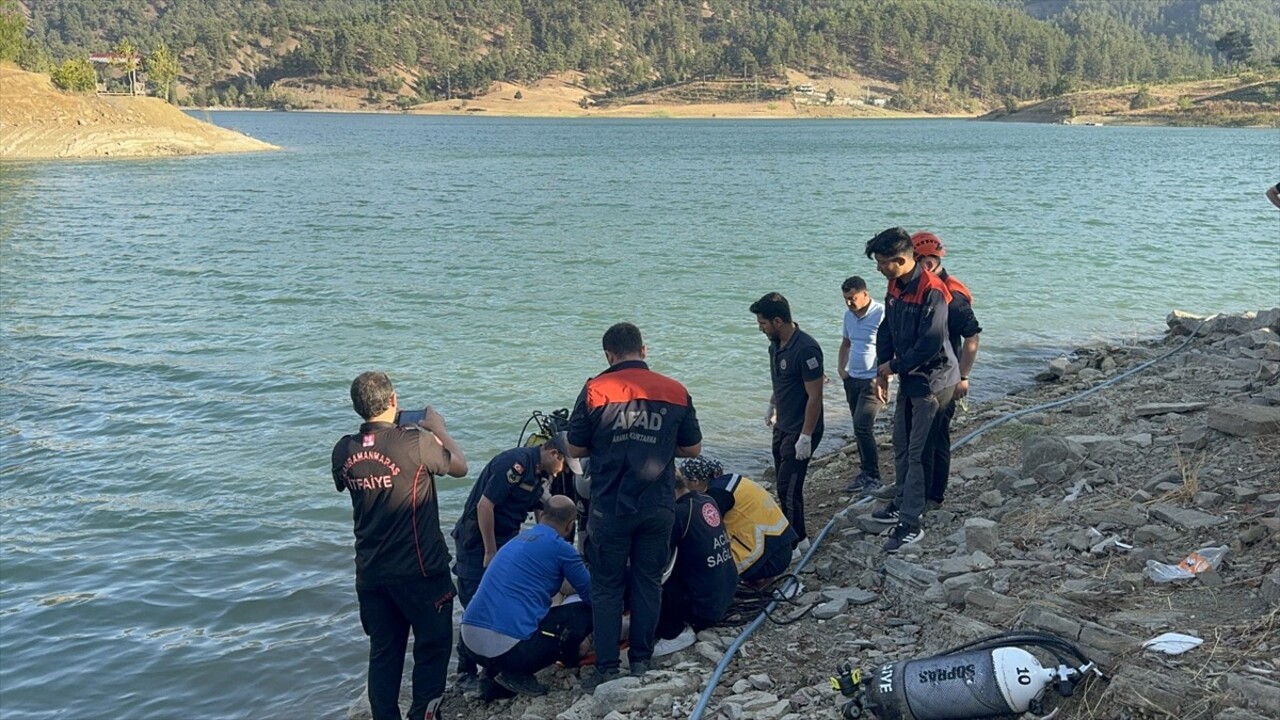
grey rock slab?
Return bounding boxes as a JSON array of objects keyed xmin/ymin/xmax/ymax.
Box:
[
  {"xmin": 748, "ymin": 674, "xmax": 774, "ymax": 691},
  {"xmin": 820, "ymin": 587, "xmax": 878, "ymax": 605},
  {"xmin": 1148, "ymin": 503, "xmax": 1227, "ymax": 530},
  {"xmin": 556, "ymin": 695, "xmax": 599, "ymax": 720},
  {"xmin": 1134, "ymin": 402, "xmax": 1209, "ymax": 417},
  {"xmin": 1263, "ymin": 567, "xmax": 1280, "ymax": 605},
  {"xmin": 1022, "ymin": 436, "xmax": 1086, "ymax": 480},
  {"xmin": 1226, "ymin": 674, "xmax": 1280, "ymax": 716},
  {"xmin": 694, "ymin": 642, "xmax": 723, "ymax": 665},
  {"xmin": 883, "ymin": 558, "xmax": 940, "ymax": 589},
  {"xmin": 811, "ymin": 597, "xmax": 848, "ymax": 620},
  {"xmin": 1134, "ymin": 524, "xmax": 1181, "ymax": 544},
  {"xmin": 1208, "ymin": 404, "xmax": 1280, "ymax": 437},
  {"xmin": 722, "ymin": 690, "xmax": 780, "ymax": 713}
]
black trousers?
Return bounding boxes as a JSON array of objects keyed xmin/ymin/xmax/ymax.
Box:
[
  {"xmin": 656, "ymin": 580, "xmax": 721, "ymax": 640},
  {"xmin": 464, "ymin": 602, "xmax": 593, "ymax": 676},
  {"xmin": 923, "ymin": 397, "xmax": 957, "ymax": 503},
  {"xmin": 739, "ymin": 536, "xmax": 792, "ymax": 584},
  {"xmin": 452, "ymin": 573, "xmax": 483, "ymax": 677},
  {"xmin": 771, "ymin": 427, "xmax": 822, "ymax": 543},
  {"xmin": 357, "ymin": 573, "xmax": 455, "ymax": 720},
  {"xmin": 587, "ymin": 505, "xmax": 674, "ymax": 673},
  {"xmin": 842, "ymin": 376, "xmax": 884, "ymax": 479}
]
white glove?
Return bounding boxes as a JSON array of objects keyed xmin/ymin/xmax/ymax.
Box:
[
  {"xmin": 794, "ymin": 433, "xmax": 813, "ymax": 460},
  {"xmin": 765, "ymin": 402, "xmax": 777, "ymax": 428}
]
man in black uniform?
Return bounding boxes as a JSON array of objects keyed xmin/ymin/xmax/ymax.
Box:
[
  {"xmin": 751, "ymin": 292, "xmax": 824, "ymax": 550},
  {"xmin": 655, "ymin": 469, "xmax": 738, "ymax": 654},
  {"xmin": 332, "ymin": 371, "xmax": 469, "ymax": 720},
  {"xmin": 566, "ymin": 322, "xmax": 702, "ymax": 690},
  {"xmin": 450, "ymin": 432, "xmax": 581, "ymax": 688}
]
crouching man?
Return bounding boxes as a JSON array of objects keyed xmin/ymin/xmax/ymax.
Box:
[
  {"xmin": 459, "ymin": 496, "xmax": 593, "ymax": 697},
  {"xmin": 654, "ymin": 466, "xmax": 739, "ymax": 656},
  {"xmin": 678, "ymin": 456, "xmax": 797, "ymax": 589}
]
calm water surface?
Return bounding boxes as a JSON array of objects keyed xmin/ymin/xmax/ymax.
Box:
[{"xmin": 1, "ymin": 115, "xmax": 1276, "ymax": 718}]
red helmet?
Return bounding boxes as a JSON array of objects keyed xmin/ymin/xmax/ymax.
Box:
[{"xmin": 911, "ymin": 231, "xmax": 946, "ymax": 259}]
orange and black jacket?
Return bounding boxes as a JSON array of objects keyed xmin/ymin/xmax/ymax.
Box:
[
  {"xmin": 877, "ymin": 265, "xmax": 961, "ymax": 397},
  {"xmin": 567, "ymin": 360, "xmax": 701, "ymax": 516},
  {"xmin": 935, "ymin": 268, "xmax": 982, "ymax": 360}
]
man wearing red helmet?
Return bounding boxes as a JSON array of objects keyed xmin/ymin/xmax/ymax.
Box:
[{"xmin": 910, "ymin": 231, "xmax": 982, "ymax": 511}]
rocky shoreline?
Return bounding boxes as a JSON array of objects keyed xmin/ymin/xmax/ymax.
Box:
[{"xmin": 380, "ymin": 308, "xmax": 1279, "ymax": 720}]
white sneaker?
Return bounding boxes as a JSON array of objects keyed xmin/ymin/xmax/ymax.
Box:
[
  {"xmin": 796, "ymin": 538, "xmax": 811, "ymax": 552},
  {"xmin": 653, "ymin": 626, "xmax": 697, "ymax": 657}
]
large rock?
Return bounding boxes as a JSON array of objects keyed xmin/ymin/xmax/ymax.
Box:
[
  {"xmin": 1262, "ymin": 567, "xmax": 1280, "ymax": 606},
  {"xmin": 1226, "ymin": 674, "xmax": 1280, "ymax": 716},
  {"xmin": 820, "ymin": 587, "xmax": 878, "ymax": 606},
  {"xmin": 1207, "ymin": 404, "xmax": 1280, "ymax": 437},
  {"xmin": 1215, "ymin": 328, "xmax": 1278, "ymax": 351},
  {"xmin": 1021, "ymin": 436, "xmax": 1086, "ymax": 481},
  {"xmin": 1134, "ymin": 402, "xmax": 1209, "ymax": 417},
  {"xmin": 1148, "ymin": 503, "xmax": 1228, "ymax": 530},
  {"xmin": 591, "ymin": 675, "xmax": 692, "ymax": 717},
  {"xmin": 964, "ymin": 518, "xmax": 998, "ymax": 555}
]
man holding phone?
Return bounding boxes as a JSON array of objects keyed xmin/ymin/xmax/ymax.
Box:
[{"xmin": 332, "ymin": 371, "xmax": 468, "ymax": 720}]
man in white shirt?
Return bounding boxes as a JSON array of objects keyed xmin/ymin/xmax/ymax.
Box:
[{"xmin": 837, "ymin": 276, "xmax": 886, "ymax": 495}]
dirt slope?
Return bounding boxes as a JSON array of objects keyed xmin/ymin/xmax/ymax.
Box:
[{"xmin": 0, "ymin": 64, "xmax": 277, "ymax": 159}]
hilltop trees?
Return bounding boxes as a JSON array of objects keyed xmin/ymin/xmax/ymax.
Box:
[
  {"xmin": 51, "ymin": 57, "xmax": 94, "ymax": 90},
  {"xmin": 0, "ymin": 0, "xmax": 24, "ymax": 62},
  {"xmin": 146, "ymin": 41, "xmax": 180, "ymax": 102},
  {"xmin": 1216, "ymin": 30, "xmax": 1254, "ymax": 67},
  {"xmin": 14, "ymin": 0, "xmax": 1268, "ymax": 108}
]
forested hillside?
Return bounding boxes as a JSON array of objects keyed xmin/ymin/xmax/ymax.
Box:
[{"xmin": 8, "ymin": 0, "xmax": 1275, "ymax": 109}]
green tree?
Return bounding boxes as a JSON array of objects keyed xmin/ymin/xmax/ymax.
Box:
[
  {"xmin": 113, "ymin": 37, "xmax": 139, "ymax": 93},
  {"xmin": 51, "ymin": 57, "xmax": 95, "ymax": 91},
  {"xmin": 0, "ymin": 0, "xmax": 25, "ymax": 63},
  {"xmin": 1129, "ymin": 85, "xmax": 1157, "ymax": 109},
  {"xmin": 146, "ymin": 42, "xmax": 180, "ymax": 103},
  {"xmin": 1215, "ymin": 30, "xmax": 1253, "ymax": 67}
]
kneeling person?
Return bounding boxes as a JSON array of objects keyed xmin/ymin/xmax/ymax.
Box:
[
  {"xmin": 678, "ymin": 456, "xmax": 797, "ymax": 587},
  {"xmin": 460, "ymin": 496, "xmax": 592, "ymax": 697},
  {"xmin": 656, "ymin": 469, "xmax": 738, "ymax": 654}
]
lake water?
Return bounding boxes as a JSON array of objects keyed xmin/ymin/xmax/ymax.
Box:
[{"xmin": 1, "ymin": 114, "xmax": 1276, "ymax": 718}]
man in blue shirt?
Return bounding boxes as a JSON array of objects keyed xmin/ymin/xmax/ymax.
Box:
[
  {"xmin": 459, "ymin": 496, "xmax": 592, "ymax": 697},
  {"xmin": 838, "ymin": 276, "xmax": 886, "ymax": 496},
  {"xmin": 451, "ymin": 432, "xmax": 581, "ymax": 687}
]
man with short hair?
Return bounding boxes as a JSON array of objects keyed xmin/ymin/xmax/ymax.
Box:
[
  {"xmin": 911, "ymin": 232, "xmax": 982, "ymax": 511},
  {"xmin": 751, "ymin": 292, "xmax": 824, "ymax": 550},
  {"xmin": 451, "ymin": 432, "xmax": 583, "ymax": 688},
  {"xmin": 459, "ymin": 495, "xmax": 593, "ymax": 698},
  {"xmin": 837, "ymin": 276, "xmax": 886, "ymax": 495},
  {"xmin": 566, "ymin": 322, "xmax": 702, "ymax": 690},
  {"xmin": 864, "ymin": 229, "xmax": 958, "ymax": 553},
  {"xmin": 677, "ymin": 456, "xmax": 796, "ymax": 588},
  {"xmin": 331, "ymin": 371, "xmax": 469, "ymax": 720}
]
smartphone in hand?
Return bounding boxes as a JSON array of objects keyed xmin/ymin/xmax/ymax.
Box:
[{"xmin": 395, "ymin": 408, "xmax": 428, "ymax": 427}]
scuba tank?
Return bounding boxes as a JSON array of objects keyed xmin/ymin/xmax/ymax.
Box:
[
  {"xmin": 831, "ymin": 631, "xmax": 1103, "ymax": 720},
  {"xmin": 519, "ymin": 409, "xmax": 588, "ymax": 547}
]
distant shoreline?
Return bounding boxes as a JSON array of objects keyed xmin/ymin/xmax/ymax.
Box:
[{"xmin": 187, "ymin": 104, "xmax": 1278, "ymax": 129}]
